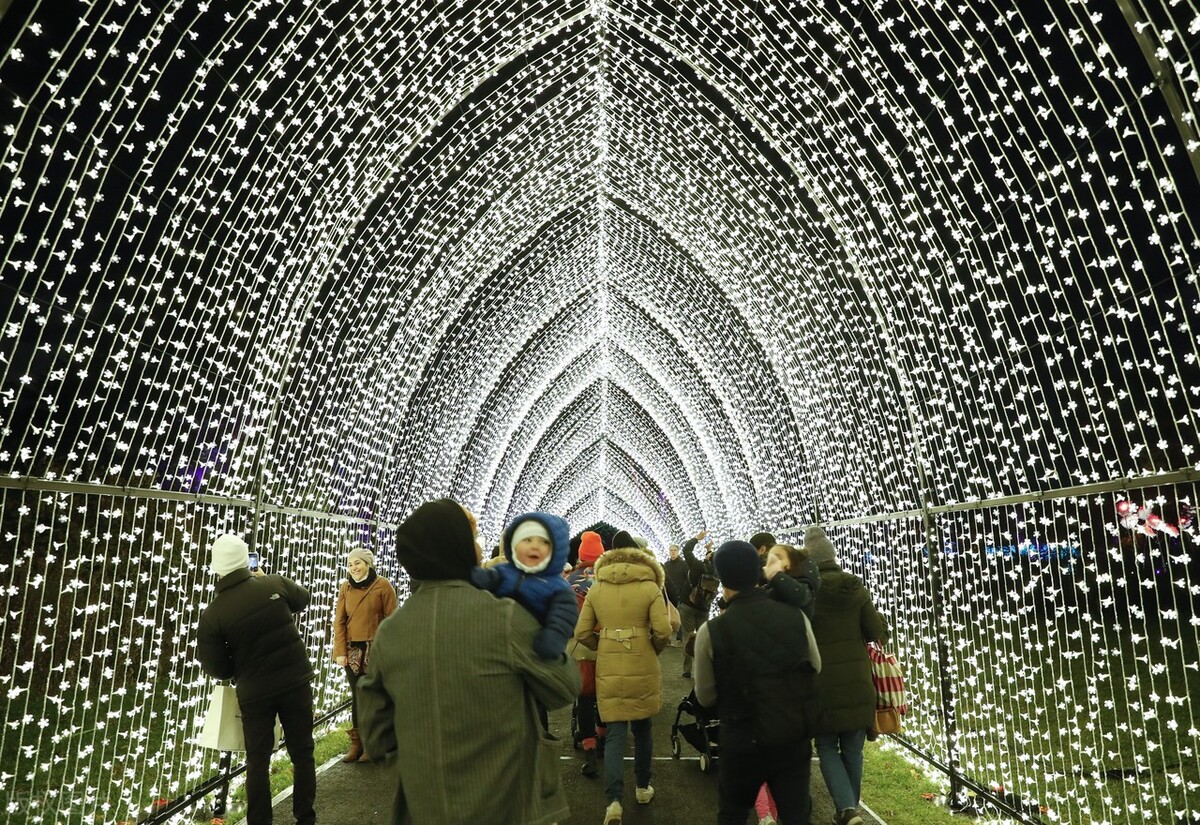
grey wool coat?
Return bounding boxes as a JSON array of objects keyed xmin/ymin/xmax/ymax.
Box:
[
  {"xmin": 358, "ymin": 579, "xmax": 580, "ymax": 825},
  {"xmin": 810, "ymin": 561, "xmax": 890, "ymax": 735}
]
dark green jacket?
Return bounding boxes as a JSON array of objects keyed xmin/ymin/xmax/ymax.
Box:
[
  {"xmin": 810, "ymin": 562, "xmax": 889, "ymax": 735},
  {"xmin": 196, "ymin": 570, "xmax": 313, "ymax": 704}
]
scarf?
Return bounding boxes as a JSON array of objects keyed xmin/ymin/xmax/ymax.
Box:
[{"xmin": 349, "ymin": 568, "xmax": 378, "ymax": 590}]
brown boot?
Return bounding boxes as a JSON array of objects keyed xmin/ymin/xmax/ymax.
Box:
[
  {"xmin": 357, "ymin": 747, "xmax": 371, "ymax": 763},
  {"xmin": 343, "ymin": 729, "xmax": 364, "ymax": 762}
]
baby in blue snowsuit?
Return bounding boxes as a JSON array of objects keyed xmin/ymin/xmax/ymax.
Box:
[{"xmin": 471, "ymin": 511, "xmax": 578, "ymax": 660}]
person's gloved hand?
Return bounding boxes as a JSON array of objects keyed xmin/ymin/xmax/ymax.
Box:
[{"xmin": 533, "ymin": 627, "xmax": 568, "ymax": 660}]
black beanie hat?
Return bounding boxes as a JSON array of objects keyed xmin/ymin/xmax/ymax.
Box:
[
  {"xmin": 611, "ymin": 530, "xmax": 638, "ymax": 549},
  {"xmin": 395, "ymin": 498, "xmax": 476, "ymax": 581},
  {"xmin": 714, "ymin": 540, "xmax": 762, "ymax": 591},
  {"xmin": 748, "ymin": 531, "xmax": 776, "ymax": 551}
]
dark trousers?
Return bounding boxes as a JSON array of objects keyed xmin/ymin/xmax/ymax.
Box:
[
  {"xmin": 241, "ymin": 683, "xmax": 316, "ymax": 825},
  {"xmin": 345, "ymin": 667, "xmax": 362, "ymax": 729},
  {"xmin": 605, "ymin": 718, "xmax": 653, "ymax": 802},
  {"xmin": 717, "ymin": 738, "xmax": 812, "ymax": 825},
  {"xmin": 576, "ymin": 694, "xmax": 599, "ymax": 743}
]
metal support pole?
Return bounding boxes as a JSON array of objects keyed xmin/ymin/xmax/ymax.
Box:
[
  {"xmin": 915, "ymin": 462, "xmax": 964, "ymax": 810},
  {"xmin": 1116, "ymin": 0, "xmax": 1200, "ymax": 187},
  {"xmin": 214, "ymin": 751, "xmax": 232, "ymax": 818}
]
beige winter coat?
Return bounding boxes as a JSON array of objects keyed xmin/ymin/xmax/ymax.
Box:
[{"xmin": 573, "ymin": 548, "xmax": 671, "ymax": 722}]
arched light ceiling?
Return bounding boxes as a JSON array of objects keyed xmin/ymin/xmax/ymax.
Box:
[{"xmin": 1, "ymin": 0, "xmax": 1198, "ymax": 550}]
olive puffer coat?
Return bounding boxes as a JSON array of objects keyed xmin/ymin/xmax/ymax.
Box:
[
  {"xmin": 810, "ymin": 561, "xmax": 889, "ymax": 735},
  {"xmin": 573, "ymin": 547, "xmax": 671, "ymax": 722}
]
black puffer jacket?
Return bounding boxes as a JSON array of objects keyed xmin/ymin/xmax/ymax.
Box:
[
  {"xmin": 810, "ymin": 562, "xmax": 888, "ymax": 735},
  {"xmin": 197, "ymin": 569, "xmax": 314, "ymax": 704},
  {"xmin": 679, "ymin": 537, "xmax": 718, "ymax": 611}
]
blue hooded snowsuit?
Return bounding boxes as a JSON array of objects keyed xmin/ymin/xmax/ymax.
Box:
[{"xmin": 471, "ymin": 512, "xmax": 578, "ymax": 660}]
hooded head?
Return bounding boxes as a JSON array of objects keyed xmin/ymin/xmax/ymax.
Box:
[
  {"xmin": 804, "ymin": 525, "xmax": 837, "ymax": 566},
  {"xmin": 509, "ymin": 519, "xmax": 554, "ymax": 573},
  {"xmin": 578, "ymin": 530, "xmax": 605, "ymax": 566},
  {"xmin": 501, "ymin": 512, "xmax": 571, "ymax": 577},
  {"xmin": 713, "ymin": 540, "xmax": 762, "ymax": 591},
  {"xmin": 395, "ymin": 498, "xmax": 477, "ymax": 581},
  {"xmin": 210, "ymin": 534, "xmax": 250, "ymax": 577}
]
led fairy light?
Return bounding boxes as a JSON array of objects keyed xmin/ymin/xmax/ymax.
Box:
[
  {"xmin": 517, "ymin": 389, "xmax": 680, "ymax": 539},
  {"xmin": 595, "ymin": 33, "xmax": 897, "ymax": 522},
  {"xmin": 624, "ymin": 0, "xmax": 1195, "ymax": 503},
  {"xmin": 2, "ymin": 0, "xmax": 1200, "ymax": 822},
  {"xmin": 606, "ymin": 292, "xmax": 761, "ymax": 521}
]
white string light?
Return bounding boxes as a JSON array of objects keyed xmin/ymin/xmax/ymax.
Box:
[{"xmin": 0, "ymin": 0, "xmax": 1198, "ymax": 822}]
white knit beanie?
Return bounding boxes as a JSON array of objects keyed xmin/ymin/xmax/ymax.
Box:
[
  {"xmin": 511, "ymin": 520, "xmax": 551, "ymax": 547},
  {"xmin": 210, "ymin": 534, "xmax": 250, "ymax": 576}
]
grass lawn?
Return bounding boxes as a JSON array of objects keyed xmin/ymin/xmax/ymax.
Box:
[
  {"xmin": 216, "ymin": 724, "xmax": 350, "ymax": 823},
  {"xmin": 863, "ymin": 739, "xmax": 997, "ymax": 825}
]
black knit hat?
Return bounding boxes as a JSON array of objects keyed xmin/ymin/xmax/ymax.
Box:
[
  {"xmin": 714, "ymin": 540, "xmax": 762, "ymax": 590},
  {"xmin": 748, "ymin": 531, "xmax": 776, "ymax": 551},
  {"xmin": 395, "ymin": 498, "xmax": 476, "ymax": 581}
]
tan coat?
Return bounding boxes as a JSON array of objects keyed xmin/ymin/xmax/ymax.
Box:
[
  {"xmin": 573, "ymin": 548, "xmax": 671, "ymax": 722},
  {"xmin": 332, "ymin": 576, "xmax": 398, "ymax": 659}
]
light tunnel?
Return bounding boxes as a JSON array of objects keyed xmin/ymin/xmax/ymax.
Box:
[{"xmin": 1, "ymin": 0, "xmax": 1199, "ymax": 822}]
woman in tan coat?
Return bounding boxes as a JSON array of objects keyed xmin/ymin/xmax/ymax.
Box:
[
  {"xmin": 333, "ymin": 546, "xmax": 397, "ymax": 762},
  {"xmin": 573, "ymin": 531, "xmax": 672, "ymax": 825}
]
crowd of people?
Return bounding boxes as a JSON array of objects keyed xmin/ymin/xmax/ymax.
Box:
[{"xmin": 195, "ymin": 500, "xmax": 889, "ymax": 825}]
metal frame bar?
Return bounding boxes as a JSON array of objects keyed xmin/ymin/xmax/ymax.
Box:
[
  {"xmin": 138, "ymin": 699, "xmax": 352, "ymax": 825},
  {"xmin": 0, "ymin": 475, "xmax": 399, "ymax": 528},
  {"xmin": 779, "ymin": 467, "xmax": 1200, "ymax": 533}
]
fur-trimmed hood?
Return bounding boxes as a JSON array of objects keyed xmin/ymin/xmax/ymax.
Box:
[{"xmin": 594, "ymin": 547, "xmax": 664, "ymax": 589}]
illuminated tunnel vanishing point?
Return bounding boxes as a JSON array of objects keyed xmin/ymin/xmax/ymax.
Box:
[{"xmin": 1, "ymin": 1, "xmax": 1199, "ymax": 822}]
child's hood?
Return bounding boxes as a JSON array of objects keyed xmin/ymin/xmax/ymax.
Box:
[{"xmin": 501, "ymin": 512, "xmax": 571, "ymax": 576}]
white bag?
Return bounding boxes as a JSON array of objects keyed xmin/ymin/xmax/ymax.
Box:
[
  {"xmin": 198, "ymin": 684, "xmax": 245, "ymax": 751},
  {"xmin": 197, "ymin": 685, "xmax": 283, "ymax": 751}
]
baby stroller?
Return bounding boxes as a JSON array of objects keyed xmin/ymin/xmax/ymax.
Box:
[{"xmin": 670, "ymin": 691, "xmax": 719, "ymax": 772}]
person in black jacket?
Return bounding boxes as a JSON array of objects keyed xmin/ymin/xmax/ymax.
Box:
[
  {"xmin": 678, "ymin": 530, "xmax": 718, "ymax": 677},
  {"xmin": 197, "ymin": 534, "xmax": 316, "ymax": 825},
  {"xmin": 806, "ymin": 526, "xmax": 888, "ymax": 825},
  {"xmin": 694, "ymin": 540, "xmax": 820, "ymax": 825},
  {"xmin": 662, "ymin": 544, "xmax": 690, "ymax": 646}
]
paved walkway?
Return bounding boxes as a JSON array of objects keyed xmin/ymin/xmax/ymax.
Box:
[{"xmin": 275, "ymin": 645, "xmax": 882, "ymax": 824}]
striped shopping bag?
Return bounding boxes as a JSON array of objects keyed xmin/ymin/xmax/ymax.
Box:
[{"xmin": 867, "ymin": 641, "xmax": 908, "ymax": 736}]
